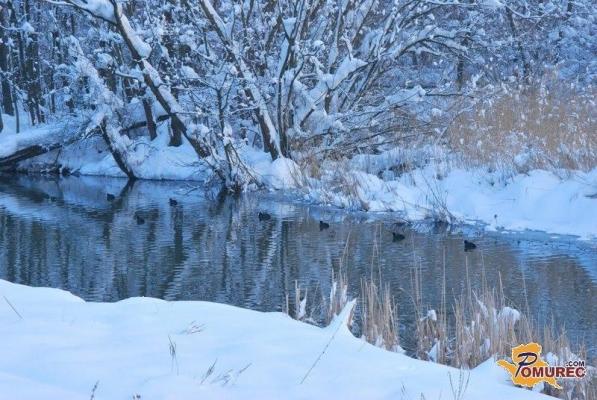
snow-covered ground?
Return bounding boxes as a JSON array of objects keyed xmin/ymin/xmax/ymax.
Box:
[
  {"xmin": 0, "ymin": 279, "xmax": 550, "ymax": 399},
  {"xmin": 0, "ymin": 114, "xmax": 211, "ymax": 180},
  {"xmin": 307, "ymin": 165, "xmax": 597, "ymax": 240},
  {"xmin": 0, "ymin": 114, "xmax": 76, "ymax": 159}
]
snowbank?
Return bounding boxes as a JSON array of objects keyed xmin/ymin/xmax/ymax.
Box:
[
  {"xmin": 307, "ymin": 166, "xmax": 597, "ymax": 240},
  {"xmin": 0, "ymin": 280, "xmax": 549, "ymax": 399},
  {"xmin": 0, "ymin": 120, "xmax": 68, "ymax": 158},
  {"xmin": 77, "ymin": 132, "xmax": 209, "ymax": 181},
  {"xmin": 243, "ymin": 148, "xmax": 301, "ymax": 189},
  {"xmin": 11, "ymin": 127, "xmax": 211, "ymax": 181}
]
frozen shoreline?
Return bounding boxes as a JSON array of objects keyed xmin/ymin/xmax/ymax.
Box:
[{"xmin": 0, "ymin": 279, "xmax": 551, "ymax": 399}]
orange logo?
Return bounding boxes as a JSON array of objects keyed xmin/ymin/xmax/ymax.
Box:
[{"xmin": 497, "ymin": 343, "xmax": 586, "ymax": 389}]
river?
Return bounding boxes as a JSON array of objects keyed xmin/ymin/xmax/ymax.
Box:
[{"xmin": 0, "ymin": 174, "xmax": 595, "ymax": 358}]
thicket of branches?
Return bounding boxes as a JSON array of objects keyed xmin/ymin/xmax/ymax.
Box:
[{"xmin": 0, "ymin": 0, "xmax": 594, "ymax": 188}]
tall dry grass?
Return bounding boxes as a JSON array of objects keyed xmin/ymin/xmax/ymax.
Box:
[
  {"xmin": 284, "ymin": 243, "xmax": 595, "ymax": 400},
  {"xmin": 360, "ymin": 278, "xmax": 401, "ymax": 352},
  {"xmin": 409, "ymin": 258, "xmax": 595, "ymax": 400},
  {"xmin": 411, "ymin": 256, "xmax": 449, "ymax": 363},
  {"xmin": 448, "ymin": 81, "xmax": 596, "ymax": 176}
]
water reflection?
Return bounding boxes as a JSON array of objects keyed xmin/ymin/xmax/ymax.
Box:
[{"xmin": 0, "ymin": 175, "xmax": 595, "ymax": 356}]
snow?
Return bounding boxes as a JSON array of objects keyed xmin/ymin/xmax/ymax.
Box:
[
  {"xmin": 181, "ymin": 65, "xmax": 200, "ymax": 79},
  {"xmin": 20, "ymin": 22, "xmax": 35, "ymax": 33},
  {"xmin": 142, "ymin": 61, "xmax": 183, "ymax": 114},
  {"xmin": 69, "ymin": 0, "xmax": 116, "ymax": 23},
  {"xmin": 385, "ymin": 86, "xmax": 426, "ymax": 106},
  {"xmin": 482, "ymin": 0, "xmax": 504, "ymax": 7},
  {"xmin": 0, "ymin": 136, "xmax": 17, "ymax": 158},
  {"xmin": 0, "ymin": 279, "xmax": 550, "ymax": 400},
  {"xmin": 242, "ymin": 148, "xmax": 301, "ymax": 189},
  {"xmin": 428, "ymin": 340, "xmax": 440, "ymax": 362},
  {"xmin": 0, "ymin": 115, "xmax": 74, "ymax": 158},
  {"xmin": 426, "ymin": 309, "xmax": 437, "ymax": 322},
  {"xmin": 440, "ymin": 168, "xmax": 597, "ymax": 239},
  {"xmin": 119, "ymin": 13, "xmax": 152, "ymax": 58},
  {"xmin": 57, "ymin": 130, "xmax": 210, "ymax": 181},
  {"xmin": 308, "ymin": 164, "xmax": 597, "ymax": 240},
  {"xmin": 499, "ymin": 307, "xmax": 521, "ymax": 324}
]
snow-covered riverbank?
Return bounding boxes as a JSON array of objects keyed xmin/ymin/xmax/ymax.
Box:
[
  {"xmin": 2, "ymin": 120, "xmax": 595, "ymax": 240},
  {"xmin": 307, "ymin": 165, "xmax": 597, "ymax": 240},
  {"xmin": 0, "ymin": 279, "xmax": 551, "ymax": 399}
]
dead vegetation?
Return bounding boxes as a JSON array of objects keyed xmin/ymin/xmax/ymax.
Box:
[
  {"xmin": 360, "ymin": 278, "xmax": 400, "ymax": 352},
  {"xmin": 448, "ymin": 81, "xmax": 596, "ymax": 176},
  {"xmin": 409, "ymin": 256, "xmax": 595, "ymax": 400},
  {"xmin": 285, "ymin": 242, "xmax": 595, "ymax": 400}
]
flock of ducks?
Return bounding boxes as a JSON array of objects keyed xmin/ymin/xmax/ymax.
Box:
[
  {"xmin": 256, "ymin": 211, "xmax": 478, "ymax": 251},
  {"xmin": 107, "ymin": 193, "xmax": 180, "ymax": 225},
  {"xmin": 107, "ymin": 193, "xmax": 478, "ymax": 251}
]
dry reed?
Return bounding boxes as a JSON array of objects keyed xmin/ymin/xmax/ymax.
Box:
[
  {"xmin": 448, "ymin": 80, "xmax": 596, "ymax": 176},
  {"xmin": 284, "ymin": 241, "xmax": 594, "ymax": 400}
]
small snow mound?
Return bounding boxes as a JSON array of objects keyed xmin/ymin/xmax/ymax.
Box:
[{"xmin": 264, "ymin": 157, "xmax": 302, "ymax": 190}]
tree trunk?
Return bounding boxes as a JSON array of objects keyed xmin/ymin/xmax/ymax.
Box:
[
  {"xmin": 142, "ymin": 95, "xmax": 157, "ymax": 140},
  {"xmin": 62, "ymin": 0, "xmax": 228, "ymax": 183},
  {"xmin": 100, "ymin": 121, "xmax": 136, "ymax": 180},
  {"xmin": 0, "ymin": 143, "xmax": 64, "ymax": 168},
  {"xmin": 0, "ymin": 5, "xmax": 14, "ymax": 115},
  {"xmin": 104, "ymin": 1, "xmax": 183, "ymax": 147},
  {"xmin": 13, "ymin": 92, "xmax": 19, "ymax": 133},
  {"xmin": 0, "ymin": 131, "xmax": 83, "ymax": 168}
]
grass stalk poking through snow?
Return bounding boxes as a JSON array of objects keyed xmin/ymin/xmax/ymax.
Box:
[
  {"xmin": 3, "ymin": 295, "xmax": 23, "ymax": 319},
  {"xmin": 168, "ymin": 335, "xmax": 178, "ymax": 375},
  {"xmin": 89, "ymin": 380, "xmax": 99, "ymax": 400}
]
